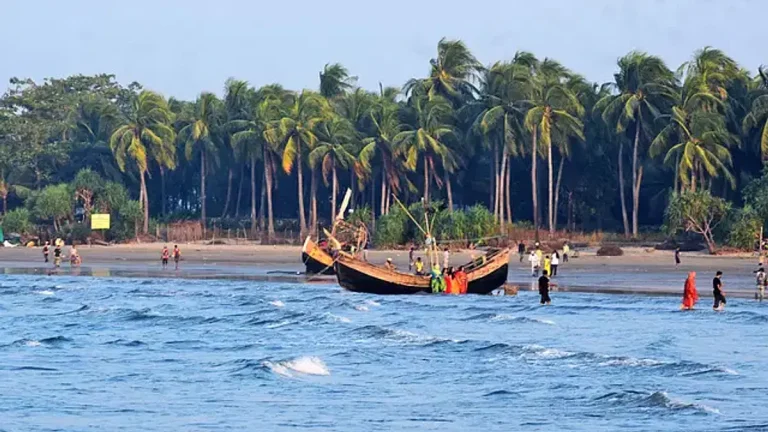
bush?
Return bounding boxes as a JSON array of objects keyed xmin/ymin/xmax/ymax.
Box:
[
  {"xmin": 596, "ymin": 244, "xmax": 624, "ymax": 256},
  {"xmin": 728, "ymin": 206, "xmax": 762, "ymax": 250},
  {"xmin": 69, "ymin": 223, "xmax": 92, "ymax": 244},
  {"xmin": 1, "ymin": 208, "xmax": 32, "ymax": 234},
  {"xmin": 374, "ymin": 206, "xmax": 408, "ymax": 247},
  {"xmin": 434, "ymin": 209, "xmax": 468, "ymax": 244},
  {"xmin": 465, "ymin": 205, "xmax": 497, "ymax": 241}
]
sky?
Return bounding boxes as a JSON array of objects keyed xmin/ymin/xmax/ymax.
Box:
[{"xmin": 1, "ymin": 0, "xmax": 763, "ymax": 100}]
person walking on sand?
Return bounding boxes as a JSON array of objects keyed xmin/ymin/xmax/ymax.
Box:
[
  {"xmin": 42, "ymin": 241, "xmax": 50, "ymax": 263},
  {"xmin": 539, "ymin": 270, "xmax": 551, "ymax": 305},
  {"xmin": 408, "ymin": 246, "xmax": 415, "ymax": 271},
  {"xmin": 681, "ymin": 272, "xmax": 698, "ymax": 310},
  {"xmin": 53, "ymin": 243, "xmax": 62, "ymax": 268},
  {"xmin": 713, "ymin": 271, "xmax": 726, "ymax": 311},
  {"xmin": 161, "ymin": 246, "xmax": 170, "ymax": 269},
  {"xmin": 529, "ymin": 251, "xmax": 540, "ymax": 277},
  {"xmin": 543, "ymin": 255, "xmax": 552, "ymax": 278},
  {"xmin": 518, "ymin": 241, "xmax": 526, "ymax": 262},
  {"xmin": 562, "ymin": 242, "xmax": 570, "ymax": 263},
  {"xmin": 675, "ymin": 247, "xmax": 681, "ymax": 268},
  {"xmin": 551, "ymin": 251, "xmax": 560, "ymax": 277},
  {"xmin": 443, "ymin": 247, "xmax": 450, "ymax": 269},
  {"xmin": 69, "ymin": 245, "xmax": 81, "ymax": 267},
  {"xmin": 755, "ymin": 267, "xmax": 766, "ymax": 301},
  {"xmin": 173, "ymin": 245, "xmax": 181, "ymax": 270}
]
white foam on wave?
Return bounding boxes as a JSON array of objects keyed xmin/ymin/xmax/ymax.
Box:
[
  {"xmin": 489, "ymin": 314, "xmax": 555, "ymax": 325},
  {"xmin": 365, "ymin": 300, "xmax": 381, "ymax": 307},
  {"xmin": 324, "ymin": 313, "xmax": 351, "ymax": 323},
  {"xmin": 25, "ymin": 340, "xmax": 41, "ymax": 347},
  {"xmin": 599, "ymin": 357, "xmax": 664, "ymax": 368},
  {"xmin": 265, "ymin": 356, "xmax": 330, "ymax": 377},
  {"xmin": 35, "ymin": 290, "xmax": 55, "ymax": 296},
  {"xmin": 720, "ymin": 367, "xmax": 739, "ymax": 376},
  {"xmin": 269, "ymin": 300, "xmax": 285, "ymax": 308},
  {"xmin": 659, "ymin": 391, "xmax": 721, "ymax": 415},
  {"xmin": 266, "ymin": 320, "xmax": 292, "ymax": 329},
  {"xmin": 354, "ymin": 305, "xmax": 369, "ymax": 312},
  {"xmin": 523, "ymin": 344, "xmax": 574, "ymax": 359}
]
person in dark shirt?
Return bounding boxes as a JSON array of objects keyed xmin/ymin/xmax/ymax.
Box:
[
  {"xmin": 538, "ymin": 270, "xmax": 551, "ymax": 305},
  {"xmin": 42, "ymin": 241, "xmax": 50, "ymax": 263},
  {"xmin": 713, "ymin": 271, "xmax": 726, "ymax": 310},
  {"xmin": 53, "ymin": 245, "xmax": 62, "ymax": 268},
  {"xmin": 518, "ymin": 241, "xmax": 526, "ymax": 262},
  {"xmin": 675, "ymin": 248, "xmax": 681, "ymax": 267}
]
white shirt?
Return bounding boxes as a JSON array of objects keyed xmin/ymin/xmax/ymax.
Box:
[
  {"xmin": 551, "ymin": 255, "xmax": 559, "ymax": 265},
  {"xmin": 529, "ymin": 253, "xmax": 540, "ymax": 266}
]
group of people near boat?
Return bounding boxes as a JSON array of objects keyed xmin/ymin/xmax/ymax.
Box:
[
  {"xmin": 429, "ymin": 265, "xmax": 469, "ymax": 294},
  {"xmin": 42, "ymin": 240, "xmax": 80, "ymax": 268}
]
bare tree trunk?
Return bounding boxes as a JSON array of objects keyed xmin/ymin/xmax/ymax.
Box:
[
  {"xmin": 505, "ymin": 159, "xmax": 513, "ymax": 227},
  {"xmin": 618, "ymin": 140, "xmax": 630, "ymax": 238},
  {"xmin": 234, "ymin": 164, "xmax": 244, "ymax": 218},
  {"xmin": 553, "ymin": 155, "xmax": 565, "ymax": 231},
  {"xmin": 221, "ymin": 167, "xmax": 233, "ymax": 217},
  {"xmin": 265, "ymin": 153, "xmax": 275, "ymax": 242},
  {"xmin": 567, "ymin": 191, "xmax": 573, "ymax": 231},
  {"xmin": 331, "ymin": 159, "xmax": 338, "ymax": 222},
  {"xmin": 547, "ymin": 139, "xmax": 554, "ymax": 236},
  {"xmin": 200, "ymin": 152, "xmax": 207, "ymax": 233},
  {"xmin": 531, "ymin": 126, "xmax": 539, "ymax": 241},
  {"xmin": 140, "ymin": 170, "xmax": 149, "ymax": 234},
  {"xmin": 310, "ymin": 168, "xmax": 318, "ymax": 236},
  {"xmin": 445, "ymin": 171, "xmax": 453, "ymax": 212},
  {"xmin": 297, "ymin": 145, "xmax": 307, "ymax": 237},
  {"xmin": 250, "ymin": 154, "xmax": 257, "ymax": 232},
  {"xmin": 631, "ymin": 118, "xmax": 641, "ymax": 238},
  {"xmin": 423, "ymin": 156, "xmax": 430, "ymax": 203},
  {"xmin": 349, "ymin": 171, "xmax": 356, "ymax": 209}
]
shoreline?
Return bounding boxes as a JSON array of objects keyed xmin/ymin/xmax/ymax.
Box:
[{"xmin": 1, "ymin": 244, "xmax": 764, "ymax": 299}]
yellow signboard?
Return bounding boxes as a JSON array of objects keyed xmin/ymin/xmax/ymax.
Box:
[{"xmin": 91, "ymin": 214, "xmax": 111, "ymax": 230}]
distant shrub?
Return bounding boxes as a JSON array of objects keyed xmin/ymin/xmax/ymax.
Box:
[
  {"xmin": 1, "ymin": 208, "xmax": 32, "ymax": 235},
  {"xmin": 728, "ymin": 206, "xmax": 762, "ymax": 250},
  {"xmin": 374, "ymin": 206, "xmax": 408, "ymax": 247},
  {"xmin": 596, "ymin": 244, "xmax": 624, "ymax": 256}
]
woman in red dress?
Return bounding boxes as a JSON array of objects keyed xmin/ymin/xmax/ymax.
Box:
[{"xmin": 681, "ymin": 271, "xmax": 699, "ymax": 310}]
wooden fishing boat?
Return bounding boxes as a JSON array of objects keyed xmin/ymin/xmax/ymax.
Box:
[
  {"xmin": 335, "ymin": 248, "xmax": 510, "ymax": 295},
  {"xmin": 302, "ymin": 236, "xmax": 336, "ymax": 275}
]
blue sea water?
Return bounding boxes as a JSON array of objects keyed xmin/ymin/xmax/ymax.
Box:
[{"xmin": 1, "ymin": 275, "xmax": 767, "ymax": 431}]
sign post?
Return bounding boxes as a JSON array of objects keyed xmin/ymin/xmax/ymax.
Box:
[{"xmin": 90, "ymin": 214, "xmax": 111, "ymax": 246}]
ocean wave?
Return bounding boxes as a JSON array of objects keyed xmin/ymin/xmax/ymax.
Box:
[
  {"xmin": 104, "ymin": 339, "xmax": 146, "ymax": 347},
  {"xmin": 594, "ymin": 390, "xmax": 720, "ymax": 415},
  {"xmin": 269, "ymin": 300, "xmax": 285, "ymax": 308},
  {"xmin": 347, "ymin": 324, "xmax": 463, "ymax": 346},
  {"xmin": 323, "ymin": 313, "xmax": 351, "ymax": 323},
  {"xmin": 35, "ymin": 290, "xmax": 55, "ymax": 296},
  {"xmin": 354, "ymin": 305, "xmax": 369, "ymax": 312},
  {"xmin": 463, "ymin": 313, "xmax": 555, "ymax": 325},
  {"xmin": 264, "ymin": 356, "xmax": 330, "ymax": 377},
  {"xmin": 365, "ymin": 300, "xmax": 381, "ymax": 307},
  {"xmin": 12, "ymin": 366, "xmax": 58, "ymax": 371}
]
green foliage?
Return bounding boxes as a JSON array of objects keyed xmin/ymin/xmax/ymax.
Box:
[
  {"xmin": 465, "ymin": 205, "xmax": 498, "ymax": 240},
  {"xmin": 373, "ymin": 206, "xmax": 408, "ymax": 247},
  {"xmin": 32, "ymin": 184, "xmax": 73, "ymax": 227},
  {"xmin": 665, "ymin": 191, "xmax": 730, "ymax": 253},
  {"xmin": 347, "ymin": 206, "xmax": 372, "ymax": 228},
  {"xmin": 1, "ymin": 208, "xmax": 32, "ymax": 234},
  {"xmin": 743, "ymin": 168, "xmax": 768, "ymax": 220},
  {"xmin": 727, "ymin": 206, "xmax": 762, "ymax": 250}
]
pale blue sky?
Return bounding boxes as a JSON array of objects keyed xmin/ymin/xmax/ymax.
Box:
[{"xmin": 1, "ymin": 0, "xmax": 761, "ymax": 100}]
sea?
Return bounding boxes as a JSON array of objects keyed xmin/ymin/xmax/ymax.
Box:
[{"xmin": 1, "ymin": 275, "xmax": 767, "ymax": 431}]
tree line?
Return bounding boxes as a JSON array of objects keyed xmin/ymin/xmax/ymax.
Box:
[{"xmin": 1, "ymin": 39, "xmax": 768, "ymax": 246}]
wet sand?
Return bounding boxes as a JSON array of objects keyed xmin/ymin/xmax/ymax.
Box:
[{"xmin": 0, "ymin": 244, "xmax": 764, "ymax": 299}]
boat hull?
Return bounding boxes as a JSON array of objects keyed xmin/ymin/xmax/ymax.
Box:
[
  {"xmin": 335, "ymin": 249, "xmax": 510, "ymax": 295},
  {"xmin": 301, "ymin": 237, "xmax": 336, "ymax": 275}
]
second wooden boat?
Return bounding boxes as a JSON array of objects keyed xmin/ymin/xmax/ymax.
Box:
[
  {"xmin": 301, "ymin": 236, "xmax": 336, "ymax": 275},
  {"xmin": 334, "ymin": 248, "xmax": 510, "ymax": 295}
]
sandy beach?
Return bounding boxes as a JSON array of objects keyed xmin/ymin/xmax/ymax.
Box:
[{"xmin": 0, "ymin": 243, "xmax": 764, "ymax": 299}]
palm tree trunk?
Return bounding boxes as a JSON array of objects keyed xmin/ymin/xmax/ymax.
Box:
[
  {"xmin": 423, "ymin": 156, "xmax": 430, "ymax": 203},
  {"xmin": 631, "ymin": 118, "xmax": 641, "ymax": 238},
  {"xmin": 332, "ymin": 160, "xmax": 338, "ymax": 222},
  {"xmin": 201, "ymin": 151, "xmax": 207, "ymax": 234},
  {"xmin": 250, "ymin": 154, "xmax": 257, "ymax": 232},
  {"xmin": 445, "ymin": 171, "xmax": 453, "ymax": 212},
  {"xmin": 2, "ymin": 195, "xmax": 6, "ymax": 215},
  {"xmin": 310, "ymin": 168, "xmax": 318, "ymax": 236},
  {"xmin": 160, "ymin": 167, "xmax": 167, "ymax": 217},
  {"xmin": 380, "ymin": 171, "xmax": 386, "ymax": 216},
  {"xmin": 531, "ymin": 126, "xmax": 539, "ymax": 241},
  {"xmin": 259, "ymin": 168, "xmax": 266, "ymax": 231},
  {"xmin": 349, "ymin": 171, "xmax": 356, "ymax": 209},
  {"xmin": 553, "ymin": 155, "xmax": 565, "ymax": 231},
  {"xmin": 499, "ymin": 148, "xmax": 508, "ymax": 232},
  {"xmin": 235, "ymin": 164, "xmax": 244, "ymax": 217},
  {"xmin": 221, "ymin": 167, "xmax": 233, "ymax": 217},
  {"xmin": 265, "ymin": 153, "xmax": 276, "ymax": 242},
  {"xmin": 505, "ymin": 159, "xmax": 513, "ymax": 227},
  {"xmin": 618, "ymin": 140, "xmax": 630, "ymax": 238},
  {"xmin": 297, "ymin": 145, "xmax": 307, "ymax": 237},
  {"xmin": 493, "ymin": 141, "xmax": 500, "ymax": 221},
  {"xmin": 547, "ymin": 139, "xmax": 554, "ymax": 236},
  {"xmin": 140, "ymin": 170, "xmax": 149, "ymax": 234}
]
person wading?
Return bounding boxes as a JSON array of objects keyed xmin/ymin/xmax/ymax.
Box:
[
  {"xmin": 712, "ymin": 271, "xmax": 726, "ymax": 311},
  {"xmin": 681, "ymin": 272, "xmax": 698, "ymax": 310},
  {"xmin": 539, "ymin": 270, "xmax": 551, "ymax": 305}
]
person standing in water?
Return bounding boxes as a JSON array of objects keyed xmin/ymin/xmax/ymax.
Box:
[
  {"xmin": 53, "ymin": 243, "xmax": 63, "ymax": 268},
  {"xmin": 681, "ymin": 271, "xmax": 698, "ymax": 310},
  {"xmin": 675, "ymin": 248, "xmax": 681, "ymax": 268},
  {"xmin": 69, "ymin": 245, "xmax": 81, "ymax": 266},
  {"xmin": 539, "ymin": 270, "xmax": 551, "ymax": 305},
  {"xmin": 755, "ymin": 267, "xmax": 766, "ymax": 301},
  {"xmin": 712, "ymin": 271, "xmax": 726, "ymax": 311},
  {"xmin": 161, "ymin": 246, "xmax": 170, "ymax": 269},
  {"xmin": 173, "ymin": 245, "xmax": 181, "ymax": 270},
  {"xmin": 42, "ymin": 241, "xmax": 50, "ymax": 263},
  {"xmin": 518, "ymin": 241, "xmax": 526, "ymax": 262},
  {"xmin": 551, "ymin": 251, "xmax": 560, "ymax": 277}
]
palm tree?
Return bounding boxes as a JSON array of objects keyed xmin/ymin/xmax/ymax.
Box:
[
  {"xmin": 178, "ymin": 92, "xmax": 224, "ymax": 229},
  {"xmin": 743, "ymin": 66, "xmax": 768, "ymax": 161},
  {"xmin": 109, "ymin": 90, "xmax": 175, "ymax": 234},
  {"xmin": 319, "ymin": 63, "xmax": 356, "ymax": 100},
  {"xmin": 264, "ymin": 90, "xmax": 327, "ymax": 238},
  {"xmin": 596, "ymin": 52, "xmax": 677, "ymax": 238},
  {"xmin": 394, "ymin": 95, "xmax": 456, "ymax": 203},
  {"xmin": 359, "ymin": 88, "xmax": 405, "ymax": 215},
  {"xmin": 310, "ymin": 116, "xmax": 356, "ymax": 221},
  {"xmin": 221, "ymin": 79, "xmax": 251, "ymax": 217},
  {"xmin": 406, "ymin": 38, "xmax": 481, "ymax": 102}
]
